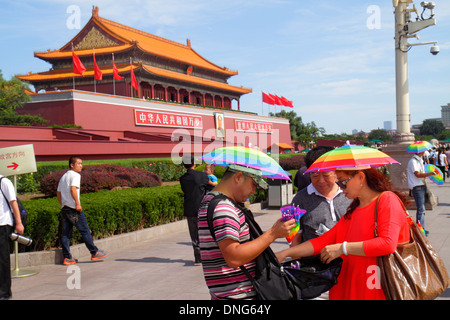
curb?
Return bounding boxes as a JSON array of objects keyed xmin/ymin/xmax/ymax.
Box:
[
  {"xmin": 10, "ymin": 202, "xmax": 264, "ymax": 268},
  {"xmin": 10, "ymin": 218, "xmax": 188, "ymax": 268}
]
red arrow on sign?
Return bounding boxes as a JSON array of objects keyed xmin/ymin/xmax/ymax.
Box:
[{"xmin": 7, "ymin": 162, "xmax": 19, "ymax": 170}]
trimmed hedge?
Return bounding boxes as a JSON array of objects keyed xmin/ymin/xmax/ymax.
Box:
[
  {"xmin": 17, "ymin": 159, "xmax": 185, "ymax": 194},
  {"xmin": 40, "ymin": 164, "xmax": 162, "ymax": 196},
  {"xmin": 21, "ymin": 184, "xmax": 184, "ymax": 252},
  {"xmin": 279, "ymin": 155, "xmax": 305, "ymax": 171}
]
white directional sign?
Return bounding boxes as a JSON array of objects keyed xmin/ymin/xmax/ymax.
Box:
[{"xmin": 0, "ymin": 144, "xmax": 37, "ymax": 176}]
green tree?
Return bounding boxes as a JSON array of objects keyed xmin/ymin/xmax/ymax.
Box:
[
  {"xmin": 420, "ymin": 119, "xmax": 445, "ymax": 137},
  {"xmin": 415, "ymin": 134, "xmax": 435, "ymax": 142},
  {"xmin": 438, "ymin": 130, "xmax": 450, "ymax": 140},
  {"xmin": 0, "ymin": 71, "xmax": 31, "ymax": 113},
  {"xmin": 0, "ymin": 70, "xmax": 46, "ymax": 126},
  {"xmin": 368, "ymin": 128, "xmax": 392, "ymax": 142}
]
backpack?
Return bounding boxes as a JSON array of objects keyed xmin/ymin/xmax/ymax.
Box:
[
  {"xmin": 0, "ymin": 177, "xmax": 28, "ymax": 226},
  {"xmin": 206, "ymin": 194, "xmax": 301, "ymax": 300}
]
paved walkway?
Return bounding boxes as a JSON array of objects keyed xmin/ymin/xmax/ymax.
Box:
[{"xmin": 10, "ymin": 182, "xmax": 450, "ymax": 300}]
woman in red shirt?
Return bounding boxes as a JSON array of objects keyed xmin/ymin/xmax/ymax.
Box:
[{"xmin": 276, "ymin": 167, "xmax": 410, "ymax": 300}]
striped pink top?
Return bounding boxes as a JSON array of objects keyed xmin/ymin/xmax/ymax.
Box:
[{"xmin": 198, "ymin": 191, "xmax": 256, "ymax": 300}]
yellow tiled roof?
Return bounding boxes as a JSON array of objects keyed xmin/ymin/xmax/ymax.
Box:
[
  {"xmin": 35, "ymin": 44, "xmax": 133, "ymax": 59},
  {"xmin": 98, "ymin": 17, "xmax": 237, "ymax": 76},
  {"xmin": 142, "ymin": 65, "xmax": 251, "ymax": 94},
  {"xmin": 17, "ymin": 63, "xmax": 252, "ymax": 95},
  {"xmin": 17, "ymin": 63, "xmax": 135, "ymax": 81},
  {"xmin": 34, "ymin": 7, "xmax": 237, "ymax": 76}
]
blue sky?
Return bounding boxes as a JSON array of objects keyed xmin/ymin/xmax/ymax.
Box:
[{"xmin": 1, "ymin": 0, "xmax": 449, "ymax": 135}]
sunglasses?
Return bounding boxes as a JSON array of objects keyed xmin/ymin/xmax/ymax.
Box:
[{"xmin": 336, "ymin": 175, "xmax": 355, "ymax": 189}]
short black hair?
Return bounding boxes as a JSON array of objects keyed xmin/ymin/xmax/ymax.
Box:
[
  {"xmin": 68, "ymin": 156, "xmax": 82, "ymax": 168},
  {"xmin": 304, "ymin": 146, "xmax": 333, "ymax": 168},
  {"xmin": 182, "ymin": 154, "xmax": 195, "ymax": 169}
]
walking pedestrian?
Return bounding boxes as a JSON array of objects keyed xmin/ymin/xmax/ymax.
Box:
[
  {"xmin": 407, "ymin": 151, "xmax": 436, "ymax": 232},
  {"xmin": 435, "ymin": 148, "xmax": 448, "ymax": 183},
  {"xmin": 57, "ymin": 156, "xmax": 108, "ymax": 265},
  {"xmin": 179, "ymin": 154, "xmax": 209, "ymax": 263}
]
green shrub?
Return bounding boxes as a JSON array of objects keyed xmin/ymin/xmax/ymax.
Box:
[
  {"xmin": 279, "ymin": 155, "xmax": 305, "ymax": 171},
  {"xmin": 20, "ymin": 184, "xmax": 184, "ymax": 252},
  {"xmin": 40, "ymin": 164, "xmax": 161, "ymax": 196},
  {"xmin": 142, "ymin": 161, "xmax": 186, "ymax": 182},
  {"xmin": 16, "ymin": 173, "xmax": 40, "ymax": 193}
]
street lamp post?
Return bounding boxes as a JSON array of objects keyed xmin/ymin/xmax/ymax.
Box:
[
  {"xmin": 394, "ymin": 0, "xmax": 414, "ymax": 143},
  {"xmin": 384, "ymin": 0, "xmax": 438, "ymax": 192},
  {"xmin": 392, "ymin": 0, "xmax": 438, "ymax": 143}
]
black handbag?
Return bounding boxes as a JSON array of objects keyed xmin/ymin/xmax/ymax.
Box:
[
  {"xmin": 0, "ymin": 177, "xmax": 28, "ymax": 226},
  {"xmin": 282, "ymin": 256, "xmax": 342, "ymax": 299},
  {"xmin": 207, "ymin": 194, "xmax": 301, "ymax": 300}
]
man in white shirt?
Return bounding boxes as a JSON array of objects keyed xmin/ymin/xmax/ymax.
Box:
[
  {"xmin": 57, "ymin": 156, "xmax": 108, "ymax": 265},
  {"xmin": 407, "ymin": 151, "xmax": 436, "ymax": 233},
  {"xmin": 0, "ymin": 175, "xmax": 24, "ymax": 300}
]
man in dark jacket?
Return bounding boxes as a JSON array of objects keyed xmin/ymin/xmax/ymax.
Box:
[{"xmin": 179, "ymin": 155, "xmax": 209, "ymax": 263}]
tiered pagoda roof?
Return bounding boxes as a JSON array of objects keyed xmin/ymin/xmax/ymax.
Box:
[{"xmin": 17, "ymin": 6, "xmax": 252, "ymax": 99}]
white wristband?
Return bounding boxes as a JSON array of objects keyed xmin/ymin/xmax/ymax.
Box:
[{"xmin": 342, "ymin": 241, "xmax": 348, "ymax": 256}]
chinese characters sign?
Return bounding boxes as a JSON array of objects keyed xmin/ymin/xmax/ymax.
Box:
[
  {"xmin": 135, "ymin": 109, "xmax": 203, "ymax": 129},
  {"xmin": 0, "ymin": 144, "xmax": 37, "ymax": 176},
  {"xmin": 235, "ymin": 120, "xmax": 273, "ymax": 133}
]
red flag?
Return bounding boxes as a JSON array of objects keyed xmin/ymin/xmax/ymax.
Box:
[
  {"xmin": 72, "ymin": 47, "xmax": 86, "ymax": 76},
  {"xmin": 280, "ymin": 96, "xmax": 294, "ymax": 108},
  {"xmin": 130, "ymin": 61, "xmax": 138, "ymax": 91},
  {"xmin": 269, "ymin": 94, "xmax": 283, "ymax": 106},
  {"xmin": 186, "ymin": 65, "xmax": 193, "ymax": 76},
  {"xmin": 93, "ymin": 50, "xmax": 102, "ymax": 81},
  {"xmin": 112, "ymin": 55, "xmax": 124, "ymax": 80},
  {"xmin": 262, "ymin": 92, "xmax": 275, "ymax": 105}
]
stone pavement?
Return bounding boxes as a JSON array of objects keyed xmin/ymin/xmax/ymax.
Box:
[{"xmin": 9, "ymin": 182, "xmax": 450, "ymax": 300}]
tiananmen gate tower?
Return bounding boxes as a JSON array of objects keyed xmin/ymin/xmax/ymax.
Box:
[{"xmin": 2, "ymin": 6, "xmax": 293, "ymax": 161}]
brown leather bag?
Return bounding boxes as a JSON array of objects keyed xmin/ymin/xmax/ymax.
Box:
[{"xmin": 374, "ymin": 192, "xmax": 450, "ymax": 300}]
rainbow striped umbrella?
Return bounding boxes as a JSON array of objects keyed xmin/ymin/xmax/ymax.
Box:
[
  {"xmin": 424, "ymin": 164, "xmax": 444, "ymax": 185},
  {"xmin": 305, "ymin": 142, "xmax": 400, "ymax": 173},
  {"xmin": 406, "ymin": 141, "xmax": 433, "ymax": 154},
  {"xmin": 200, "ymin": 146, "xmax": 290, "ymax": 180}
]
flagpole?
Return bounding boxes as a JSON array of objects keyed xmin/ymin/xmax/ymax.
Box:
[
  {"xmin": 112, "ymin": 53, "xmax": 115, "ymax": 96},
  {"xmin": 72, "ymin": 43, "xmax": 75, "ymax": 90},
  {"xmin": 261, "ymin": 91, "xmax": 264, "ymax": 116},
  {"xmin": 130, "ymin": 57, "xmax": 132, "ymax": 98},
  {"xmin": 93, "ymin": 48, "xmax": 96, "ymax": 93}
]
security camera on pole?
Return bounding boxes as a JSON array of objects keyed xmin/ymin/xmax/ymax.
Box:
[
  {"xmin": 392, "ymin": 0, "xmax": 438, "ymax": 143},
  {"xmin": 383, "ymin": 1, "xmax": 439, "ymax": 195}
]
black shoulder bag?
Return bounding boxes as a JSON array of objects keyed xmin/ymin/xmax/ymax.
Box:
[
  {"xmin": 0, "ymin": 177, "xmax": 28, "ymax": 226},
  {"xmin": 206, "ymin": 194, "xmax": 301, "ymax": 300}
]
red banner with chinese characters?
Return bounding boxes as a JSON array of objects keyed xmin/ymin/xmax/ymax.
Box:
[
  {"xmin": 235, "ymin": 120, "xmax": 273, "ymax": 133},
  {"xmin": 135, "ymin": 110, "xmax": 203, "ymax": 129}
]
